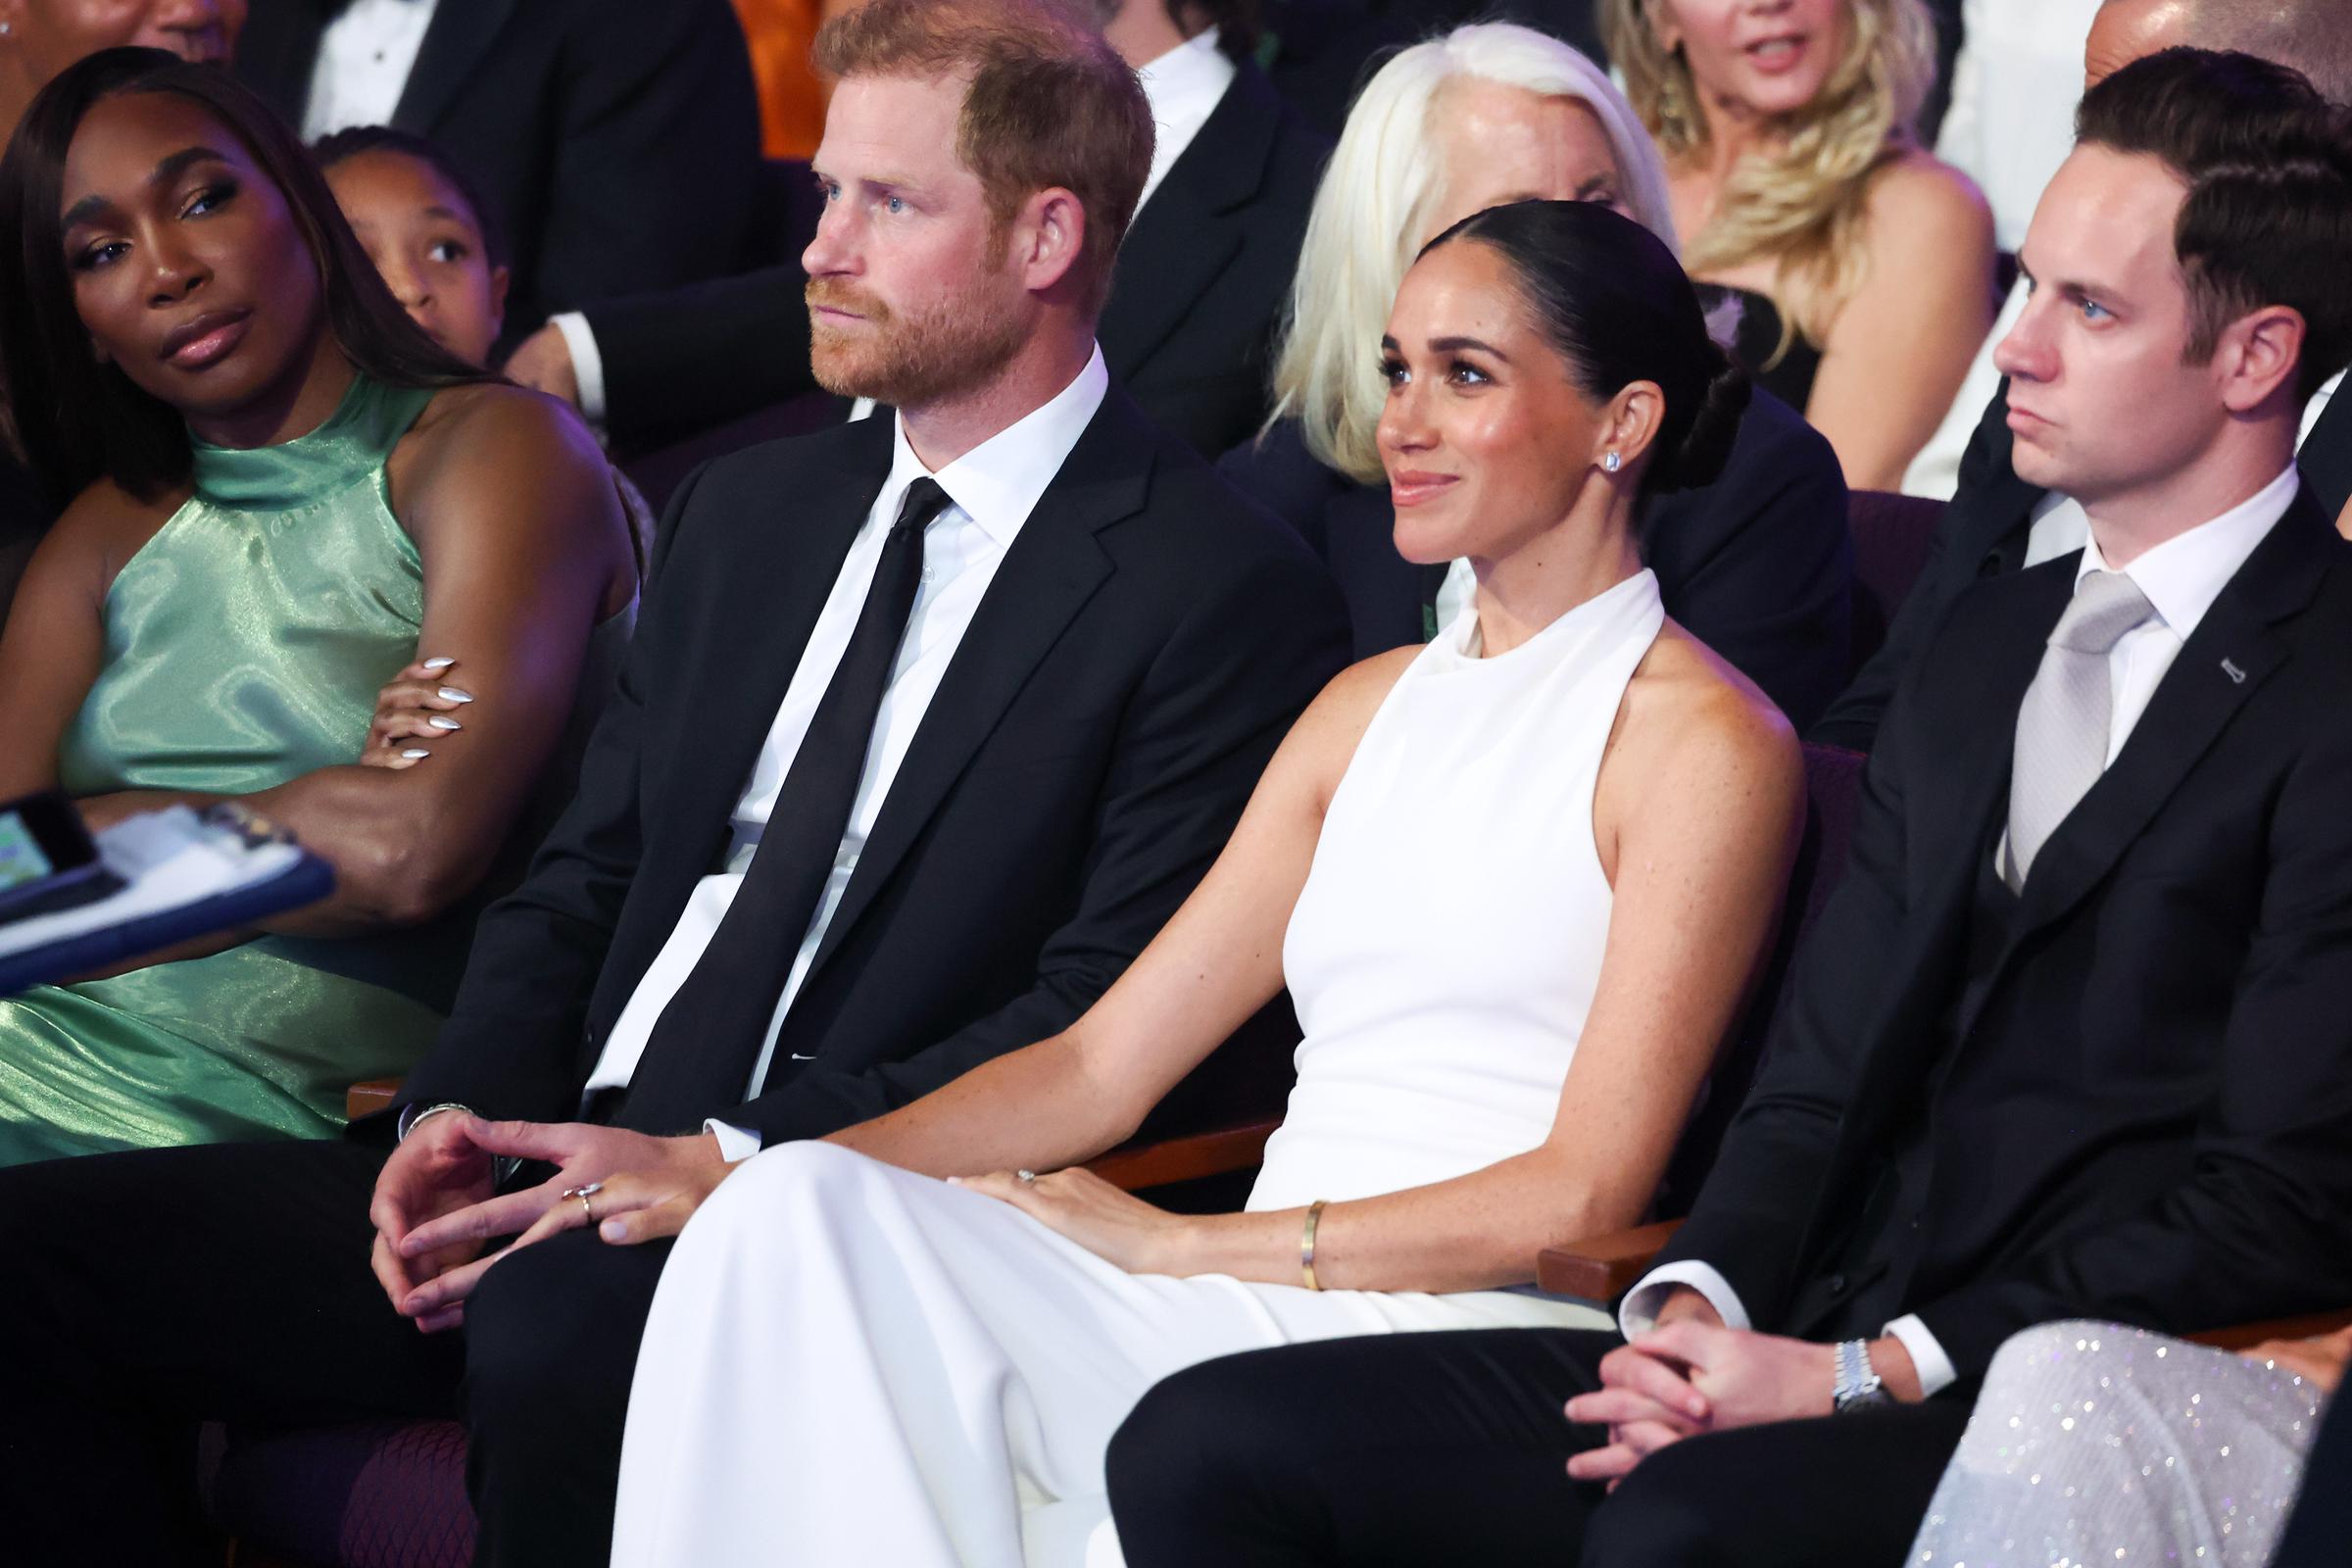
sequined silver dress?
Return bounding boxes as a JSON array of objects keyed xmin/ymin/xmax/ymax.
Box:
[{"xmin": 1908, "ymin": 1321, "xmax": 2328, "ymax": 1568}]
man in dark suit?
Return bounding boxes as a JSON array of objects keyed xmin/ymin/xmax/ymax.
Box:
[
  {"xmin": 0, "ymin": 6, "xmax": 1346, "ymax": 1566},
  {"xmin": 235, "ymin": 0, "xmax": 762, "ymax": 352},
  {"xmin": 1099, "ymin": 51, "xmax": 2352, "ymax": 1567},
  {"xmin": 505, "ymin": 0, "xmax": 1332, "ymax": 460},
  {"xmin": 1814, "ymin": 0, "xmax": 2352, "ymax": 752}
]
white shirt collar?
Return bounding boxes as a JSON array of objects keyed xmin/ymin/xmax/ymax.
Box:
[
  {"xmin": 2078, "ymin": 466, "xmax": 2299, "ymax": 639},
  {"xmin": 1134, "ymin": 28, "xmax": 1236, "ymax": 210},
  {"xmin": 883, "ymin": 344, "xmax": 1110, "ymax": 545}
]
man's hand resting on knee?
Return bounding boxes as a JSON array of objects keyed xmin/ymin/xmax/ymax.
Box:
[
  {"xmin": 369, "ymin": 1115, "xmax": 728, "ymax": 1333},
  {"xmin": 1563, "ymin": 1286, "xmax": 1922, "ymax": 1486}
]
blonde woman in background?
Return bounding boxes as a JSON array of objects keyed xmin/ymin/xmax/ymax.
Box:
[
  {"xmin": 1220, "ymin": 22, "xmax": 1853, "ymax": 729},
  {"xmin": 1603, "ymin": 0, "xmax": 1996, "ymax": 488}
]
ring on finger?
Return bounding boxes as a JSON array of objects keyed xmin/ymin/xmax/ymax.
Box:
[
  {"xmin": 1015, "ymin": 1169, "xmax": 1038, "ymax": 1185},
  {"xmin": 562, "ymin": 1180, "xmax": 605, "ymax": 1223}
]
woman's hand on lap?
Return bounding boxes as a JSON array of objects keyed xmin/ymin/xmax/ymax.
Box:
[{"xmin": 955, "ymin": 1165, "xmax": 1192, "ymax": 1275}]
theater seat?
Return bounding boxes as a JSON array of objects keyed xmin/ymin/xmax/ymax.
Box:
[{"xmin": 1845, "ymin": 490, "xmax": 1947, "ymax": 675}]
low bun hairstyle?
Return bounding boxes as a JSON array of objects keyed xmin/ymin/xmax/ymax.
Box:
[{"xmin": 1423, "ymin": 200, "xmax": 1751, "ymax": 497}]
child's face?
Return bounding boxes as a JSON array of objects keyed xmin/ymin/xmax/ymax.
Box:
[{"xmin": 325, "ymin": 148, "xmax": 507, "ymax": 367}]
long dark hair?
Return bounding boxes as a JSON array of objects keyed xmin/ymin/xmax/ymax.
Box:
[
  {"xmin": 0, "ymin": 49, "xmax": 490, "ymax": 510},
  {"xmin": 1423, "ymin": 199, "xmax": 1751, "ymax": 498}
]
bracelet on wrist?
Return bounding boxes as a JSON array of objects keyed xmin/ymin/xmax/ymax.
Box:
[{"xmin": 1300, "ymin": 1199, "xmax": 1328, "ymax": 1292}]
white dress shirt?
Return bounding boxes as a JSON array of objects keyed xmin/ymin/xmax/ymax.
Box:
[
  {"xmin": 564, "ymin": 30, "xmax": 1234, "ymax": 427},
  {"xmin": 1621, "ymin": 466, "xmax": 2300, "ymax": 1396},
  {"xmin": 581, "ymin": 347, "xmax": 1110, "ymax": 1157},
  {"xmin": 302, "ymin": 0, "xmax": 441, "ymax": 141}
]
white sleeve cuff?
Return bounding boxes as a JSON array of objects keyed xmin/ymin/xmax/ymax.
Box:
[
  {"xmin": 1884, "ymin": 1313, "xmax": 1958, "ymax": 1397},
  {"xmin": 704, "ymin": 1119, "xmax": 763, "ymax": 1163},
  {"xmin": 1618, "ymin": 1259, "xmax": 1753, "ymax": 1341},
  {"xmin": 549, "ymin": 311, "xmax": 610, "ymax": 426}
]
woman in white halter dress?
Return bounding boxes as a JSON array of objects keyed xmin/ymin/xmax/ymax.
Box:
[{"xmin": 603, "ymin": 201, "xmax": 1805, "ymax": 1568}]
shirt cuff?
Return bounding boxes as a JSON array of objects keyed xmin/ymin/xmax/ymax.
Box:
[
  {"xmin": 1883, "ymin": 1314, "xmax": 1958, "ymax": 1398},
  {"xmin": 704, "ymin": 1119, "xmax": 762, "ymax": 1163},
  {"xmin": 549, "ymin": 311, "xmax": 609, "ymax": 426},
  {"xmin": 1619, "ymin": 1259, "xmax": 1753, "ymax": 1340}
]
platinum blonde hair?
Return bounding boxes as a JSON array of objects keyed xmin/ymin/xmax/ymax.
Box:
[
  {"xmin": 1602, "ymin": 0, "xmax": 1936, "ymax": 355},
  {"xmin": 1268, "ymin": 23, "xmax": 1677, "ymax": 484}
]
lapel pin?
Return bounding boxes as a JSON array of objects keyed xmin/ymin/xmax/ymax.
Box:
[{"xmin": 2220, "ymin": 658, "xmax": 2247, "ymax": 685}]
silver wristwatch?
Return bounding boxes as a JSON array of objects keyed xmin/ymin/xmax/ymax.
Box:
[{"xmin": 1833, "ymin": 1339, "xmax": 1892, "ymax": 1413}]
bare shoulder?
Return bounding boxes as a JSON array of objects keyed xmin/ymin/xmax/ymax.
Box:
[
  {"xmin": 401, "ymin": 380, "xmax": 605, "ymax": 479},
  {"xmin": 1286, "ymin": 646, "xmax": 1420, "ymax": 808},
  {"xmin": 1863, "ymin": 150, "xmax": 1993, "ymax": 248},
  {"xmin": 1615, "ymin": 624, "xmax": 1802, "ymax": 802},
  {"xmin": 48, "ymin": 474, "xmax": 186, "ymax": 589}
]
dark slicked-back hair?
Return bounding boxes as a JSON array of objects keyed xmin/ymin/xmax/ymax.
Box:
[
  {"xmin": 1422, "ymin": 200, "xmax": 1752, "ymax": 500},
  {"xmin": 2077, "ymin": 47, "xmax": 2352, "ymax": 402},
  {"xmin": 815, "ymin": 0, "xmax": 1152, "ymax": 316},
  {"xmin": 0, "ymin": 49, "xmax": 487, "ymax": 509},
  {"xmin": 313, "ymin": 122, "xmax": 508, "ymax": 270}
]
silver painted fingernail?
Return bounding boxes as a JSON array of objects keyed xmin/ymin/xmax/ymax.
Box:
[
  {"xmin": 422, "ymin": 657, "xmax": 455, "ymax": 670},
  {"xmin": 401, "ymin": 748, "xmax": 431, "ymax": 760},
  {"xmin": 436, "ymin": 687, "xmax": 473, "ymax": 703},
  {"xmin": 428, "ymin": 715, "xmax": 463, "ymax": 731}
]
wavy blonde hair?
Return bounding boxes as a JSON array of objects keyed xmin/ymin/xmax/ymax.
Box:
[
  {"xmin": 1602, "ymin": 0, "xmax": 1934, "ymax": 352},
  {"xmin": 1266, "ymin": 24, "xmax": 1676, "ymax": 484}
]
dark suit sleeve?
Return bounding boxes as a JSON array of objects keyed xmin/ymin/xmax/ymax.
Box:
[
  {"xmin": 724, "ymin": 539, "xmax": 1352, "ymax": 1147},
  {"xmin": 1810, "ymin": 391, "xmax": 2015, "ymax": 750},
  {"xmin": 524, "ymin": 0, "xmax": 761, "ymax": 324},
  {"xmin": 1215, "ymin": 419, "xmax": 1351, "ymax": 558},
  {"xmin": 584, "ymin": 268, "xmax": 817, "ymax": 450},
  {"xmin": 1909, "ymin": 722, "xmax": 2352, "ymax": 1380},
  {"xmin": 389, "ymin": 464, "xmax": 712, "ymax": 1124},
  {"xmin": 1652, "ymin": 393, "xmax": 1851, "ymax": 731},
  {"xmin": 1647, "ymin": 644, "xmax": 1931, "ymax": 1320}
]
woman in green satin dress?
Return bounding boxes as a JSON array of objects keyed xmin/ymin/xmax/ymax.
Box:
[{"xmin": 0, "ymin": 49, "xmax": 639, "ymax": 1165}]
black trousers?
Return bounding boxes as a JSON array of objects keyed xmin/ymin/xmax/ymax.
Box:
[
  {"xmin": 1105, "ymin": 1327, "xmax": 1972, "ymax": 1567},
  {"xmin": 2273, "ymin": 1378, "xmax": 2352, "ymax": 1567},
  {"xmin": 0, "ymin": 1138, "xmax": 670, "ymax": 1568}
]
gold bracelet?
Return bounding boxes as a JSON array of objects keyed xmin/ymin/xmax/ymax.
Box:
[{"xmin": 1300, "ymin": 1199, "xmax": 1329, "ymax": 1292}]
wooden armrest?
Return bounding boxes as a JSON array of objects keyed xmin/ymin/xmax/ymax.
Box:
[
  {"xmin": 1537, "ymin": 1218, "xmax": 1687, "ymax": 1301},
  {"xmin": 345, "ymin": 1078, "xmax": 400, "ymax": 1121},
  {"xmin": 2187, "ymin": 1306, "xmax": 2352, "ymax": 1352},
  {"xmin": 1086, "ymin": 1118, "xmax": 1279, "ymax": 1193}
]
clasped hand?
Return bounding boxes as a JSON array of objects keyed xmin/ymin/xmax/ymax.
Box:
[
  {"xmin": 368, "ymin": 1111, "xmax": 730, "ymax": 1333},
  {"xmin": 1564, "ymin": 1320, "xmax": 1840, "ymax": 1488}
]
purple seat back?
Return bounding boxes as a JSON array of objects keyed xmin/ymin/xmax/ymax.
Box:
[
  {"xmin": 1846, "ymin": 490, "xmax": 1947, "ymax": 676},
  {"xmin": 212, "ymin": 1419, "xmax": 474, "ymax": 1568}
]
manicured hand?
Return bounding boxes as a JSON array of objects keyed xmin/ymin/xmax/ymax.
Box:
[
  {"xmin": 955, "ymin": 1165, "xmax": 1191, "ymax": 1275},
  {"xmin": 360, "ymin": 657, "xmax": 475, "ymax": 770},
  {"xmin": 503, "ymin": 322, "xmax": 580, "ymax": 408},
  {"xmin": 391, "ymin": 1121, "xmax": 719, "ymax": 1326}
]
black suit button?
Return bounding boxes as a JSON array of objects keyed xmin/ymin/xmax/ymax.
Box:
[{"xmin": 1826, "ymin": 1273, "xmax": 1848, "ymax": 1296}]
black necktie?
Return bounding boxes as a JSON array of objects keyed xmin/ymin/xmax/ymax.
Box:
[{"xmin": 613, "ymin": 477, "xmax": 955, "ymax": 1133}]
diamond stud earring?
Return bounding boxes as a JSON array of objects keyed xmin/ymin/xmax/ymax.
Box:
[{"xmin": 1603, "ymin": 451, "xmax": 1622, "ymax": 473}]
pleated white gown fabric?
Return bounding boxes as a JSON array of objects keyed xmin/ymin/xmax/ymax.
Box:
[{"xmin": 612, "ymin": 570, "xmax": 1668, "ymax": 1568}]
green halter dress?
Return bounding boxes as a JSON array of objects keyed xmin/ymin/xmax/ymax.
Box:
[{"xmin": 0, "ymin": 375, "xmax": 471, "ymax": 1166}]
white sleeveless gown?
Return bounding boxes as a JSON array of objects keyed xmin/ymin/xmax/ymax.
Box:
[{"xmin": 610, "ymin": 570, "xmax": 1668, "ymax": 1568}]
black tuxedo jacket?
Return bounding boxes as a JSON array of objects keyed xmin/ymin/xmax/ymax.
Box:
[
  {"xmin": 393, "ymin": 388, "xmax": 1349, "ymax": 1145},
  {"xmin": 1659, "ymin": 490, "xmax": 2352, "ymax": 1383},
  {"xmin": 1813, "ymin": 380, "xmax": 2352, "ymax": 749},
  {"xmin": 1220, "ymin": 387, "xmax": 1853, "ymax": 729},
  {"xmin": 236, "ymin": 0, "xmax": 761, "ymax": 348},
  {"xmin": 584, "ymin": 60, "xmax": 1332, "ymax": 458}
]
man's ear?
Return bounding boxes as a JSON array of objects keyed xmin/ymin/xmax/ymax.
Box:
[
  {"xmin": 2216, "ymin": 304, "xmax": 2306, "ymax": 416},
  {"xmin": 1014, "ymin": 186, "xmax": 1088, "ymax": 298}
]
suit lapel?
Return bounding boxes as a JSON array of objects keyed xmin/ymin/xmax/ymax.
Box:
[
  {"xmin": 2296, "ymin": 384, "xmax": 2352, "ymax": 521},
  {"xmin": 799, "ymin": 395, "xmax": 1149, "ymax": 983},
  {"xmin": 1098, "ymin": 64, "xmax": 1281, "ymax": 379},
  {"xmin": 2007, "ymin": 493, "xmax": 2332, "ymax": 944},
  {"xmin": 231, "ymin": 4, "xmax": 330, "ymax": 122},
  {"xmin": 390, "ymin": 0, "xmax": 520, "ymax": 134},
  {"xmin": 663, "ymin": 422, "xmax": 894, "ymax": 857},
  {"xmin": 1971, "ymin": 379, "xmax": 2050, "ymax": 574}
]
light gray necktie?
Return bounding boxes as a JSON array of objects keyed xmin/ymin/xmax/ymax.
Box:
[{"xmin": 2004, "ymin": 569, "xmax": 2156, "ymax": 891}]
